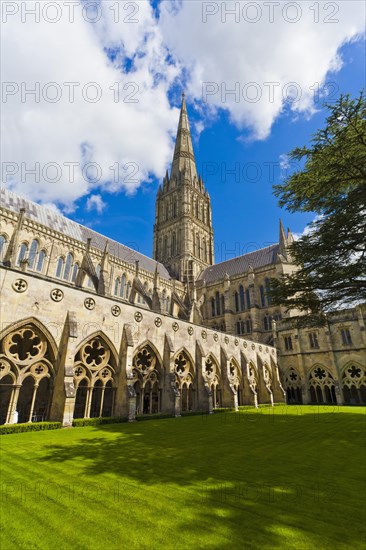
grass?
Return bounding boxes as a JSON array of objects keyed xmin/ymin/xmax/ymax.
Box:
[{"xmin": 0, "ymin": 405, "xmax": 365, "ymax": 550}]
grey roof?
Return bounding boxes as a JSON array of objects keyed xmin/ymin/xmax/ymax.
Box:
[
  {"xmin": 1, "ymin": 188, "xmax": 171, "ymax": 279},
  {"xmin": 199, "ymin": 244, "xmax": 280, "ymax": 283}
]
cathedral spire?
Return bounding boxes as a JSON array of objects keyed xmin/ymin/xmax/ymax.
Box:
[
  {"xmin": 279, "ymin": 219, "xmax": 287, "ymax": 255},
  {"xmin": 171, "ymin": 93, "xmax": 197, "ymax": 181}
]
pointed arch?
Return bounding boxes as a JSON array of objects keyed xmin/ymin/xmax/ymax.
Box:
[
  {"xmin": 28, "ymin": 239, "xmax": 39, "ymax": 270},
  {"xmin": 0, "ymin": 317, "xmax": 58, "ymax": 362},
  {"xmin": 0, "ymin": 319, "xmax": 57, "ymax": 424},
  {"xmin": 308, "ymin": 364, "xmax": 336, "ymax": 404},
  {"xmin": 74, "ymin": 331, "xmax": 119, "ymax": 367},
  {"xmin": 132, "ymin": 341, "xmax": 163, "ymax": 415},
  {"xmin": 174, "ymin": 347, "xmax": 195, "ymax": 374},
  {"xmin": 284, "ymin": 366, "xmax": 302, "ymax": 404},
  {"xmin": 341, "ymin": 361, "xmax": 366, "ymax": 404},
  {"xmin": 133, "ymin": 340, "xmax": 164, "ymax": 368},
  {"xmin": 73, "ymin": 332, "xmax": 118, "ymax": 419}
]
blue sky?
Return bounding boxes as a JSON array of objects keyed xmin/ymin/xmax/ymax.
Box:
[
  {"xmin": 75, "ymin": 39, "xmax": 365, "ymax": 263},
  {"xmin": 3, "ymin": 1, "xmax": 365, "ymax": 263}
]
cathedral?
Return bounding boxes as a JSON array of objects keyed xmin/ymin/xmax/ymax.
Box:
[{"xmin": 0, "ymin": 95, "xmax": 365, "ymax": 426}]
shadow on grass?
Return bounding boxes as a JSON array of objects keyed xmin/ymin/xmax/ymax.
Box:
[{"xmin": 39, "ymin": 407, "xmax": 366, "ymax": 549}]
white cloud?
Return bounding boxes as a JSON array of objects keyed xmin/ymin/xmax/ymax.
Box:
[
  {"xmin": 1, "ymin": 0, "xmax": 364, "ymax": 210},
  {"xmin": 1, "ymin": 1, "xmax": 179, "ymax": 208},
  {"xmin": 86, "ymin": 194, "xmax": 107, "ymax": 214},
  {"xmin": 159, "ymin": 0, "xmax": 365, "ymax": 139}
]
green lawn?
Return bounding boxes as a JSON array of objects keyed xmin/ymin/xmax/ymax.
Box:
[{"xmin": 1, "ymin": 406, "xmax": 365, "ymax": 550}]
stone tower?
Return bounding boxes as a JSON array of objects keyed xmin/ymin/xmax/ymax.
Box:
[{"xmin": 153, "ymin": 94, "xmax": 214, "ymax": 283}]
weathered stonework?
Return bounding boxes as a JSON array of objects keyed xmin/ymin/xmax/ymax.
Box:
[{"xmin": 0, "ymin": 95, "xmax": 365, "ymax": 426}]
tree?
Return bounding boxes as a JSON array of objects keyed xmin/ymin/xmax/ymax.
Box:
[{"xmin": 271, "ymin": 92, "xmax": 366, "ymax": 325}]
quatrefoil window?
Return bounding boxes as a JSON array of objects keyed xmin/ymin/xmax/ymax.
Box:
[{"xmin": 290, "ymin": 371, "xmax": 298, "ymax": 381}]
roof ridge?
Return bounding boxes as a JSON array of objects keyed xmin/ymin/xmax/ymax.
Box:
[
  {"xmin": 1, "ymin": 187, "xmax": 169, "ymax": 277},
  {"xmin": 210, "ymin": 243, "xmax": 279, "ymax": 269}
]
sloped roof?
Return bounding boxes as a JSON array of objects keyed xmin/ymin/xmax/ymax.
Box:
[
  {"xmin": 1, "ymin": 188, "xmax": 171, "ymax": 278},
  {"xmin": 198, "ymin": 244, "xmax": 279, "ymax": 283}
]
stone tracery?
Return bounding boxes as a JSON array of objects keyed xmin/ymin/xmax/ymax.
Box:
[
  {"xmin": 73, "ymin": 336, "xmax": 115, "ymax": 419},
  {"xmin": 0, "ymin": 324, "xmax": 54, "ymax": 424},
  {"xmin": 132, "ymin": 344, "xmax": 161, "ymax": 415}
]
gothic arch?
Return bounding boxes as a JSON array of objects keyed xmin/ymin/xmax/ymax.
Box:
[
  {"xmin": 0, "ymin": 317, "xmax": 58, "ymax": 363},
  {"xmin": 132, "ymin": 342, "xmax": 163, "ymax": 415},
  {"xmin": 341, "ymin": 361, "xmax": 366, "ymax": 404},
  {"xmin": 204, "ymin": 354, "xmax": 222, "ymax": 408},
  {"xmin": 73, "ymin": 333, "xmax": 117, "ymax": 419},
  {"xmin": 75, "ymin": 331, "xmax": 119, "ymax": 367},
  {"xmin": 308, "ymin": 364, "xmax": 337, "ymax": 404},
  {"xmin": 174, "ymin": 348, "xmax": 196, "ymax": 412},
  {"xmin": 0, "ymin": 320, "xmax": 57, "ymax": 424},
  {"xmin": 284, "ymin": 367, "xmax": 303, "ymax": 404}
]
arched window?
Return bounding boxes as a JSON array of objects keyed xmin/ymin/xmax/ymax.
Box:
[
  {"xmin": 196, "ymin": 235, "xmax": 200, "ymax": 259},
  {"xmin": 143, "ymin": 282, "xmax": 148, "ymax": 304},
  {"xmin": 0, "ymin": 235, "xmax": 7, "ymax": 260},
  {"xmin": 265, "ymin": 278, "xmax": 272, "ymax": 305},
  {"xmin": 120, "ymin": 274, "xmax": 126, "ymax": 298},
  {"xmin": 28, "ymin": 239, "xmax": 39, "ymax": 270},
  {"xmin": 63, "ymin": 253, "xmax": 73, "ymax": 281},
  {"xmin": 195, "ymin": 200, "xmax": 199, "ymax": 218},
  {"xmin": 114, "ymin": 278, "xmax": 120, "ymax": 296},
  {"xmin": 173, "ymin": 200, "xmax": 177, "ymax": 218},
  {"xmin": 221, "ymin": 295, "xmax": 225, "ymax": 315},
  {"xmin": 239, "ymin": 285, "xmax": 245, "ymax": 311},
  {"xmin": 246, "ymin": 318, "xmax": 252, "ymax": 333},
  {"xmin": 166, "ymin": 295, "xmax": 170, "ymax": 313},
  {"xmin": 56, "ymin": 257, "xmax": 64, "ymax": 278},
  {"xmin": 215, "ymin": 292, "xmax": 220, "ymax": 316},
  {"xmin": 72, "ymin": 263, "xmax": 79, "ymax": 283},
  {"xmin": 246, "ymin": 289, "xmax": 251, "ymax": 309},
  {"xmin": 36, "ymin": 250, "xmax": 46, "ymax": 272},
  {"xmin": 172, "ymin": 233, "xmax": 176, "ymax": 256},
  {"xmin": 17, "ymin": 243, "xmax": 28, "ymax": 266},
  {"xmin": 126, "ymin": 282, "xmax": 131, "ymax": 300},
  {"xmin": 264, "ymin": 315, "xmax": 273, "ymax": 332},
  {"xmin": 203, "ymin": 238, "xmax": 207, "ymax": 262},
  {"xmin": 260, "ymin": 285, "xmax": 266, "ymax": 307},
  {"xmin": 164, "ymin": 236, "xmax": 168, "ymax": 258},
  {"xmin": 211, "ymin": 297, "xmax": 216, "ymax": 317},
  {"xmin": 235, "ymin": 292, "xmax": 239, "ymax": 312},
  {"xmin": 202, "ymin": 204, "xmax": 205, "ymax": 222}
]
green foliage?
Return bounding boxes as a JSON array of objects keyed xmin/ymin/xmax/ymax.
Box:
[
  {"xmin": 72, "ymin": 417, "xmax": 127, "ymax": 427},
  {"xmin": 0, "ymin": 421, "xmax": 61, "ymax": 435},
  {"xmin": 272, "ymin": 92, "xmax": 366, "ymax": 323}
]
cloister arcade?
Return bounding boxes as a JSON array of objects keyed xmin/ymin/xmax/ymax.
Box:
[{"xmin": 1, "ymin": 318, "xmax": 364, "ymax": 426}]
